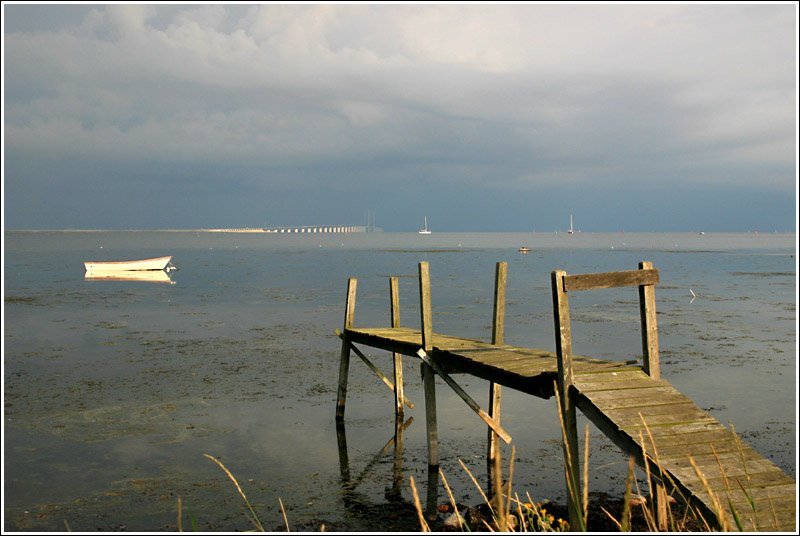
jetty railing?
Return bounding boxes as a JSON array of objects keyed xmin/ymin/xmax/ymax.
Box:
[{"xmin": 551, "ymin": 260, "xmax": 660, "ymax": 527}]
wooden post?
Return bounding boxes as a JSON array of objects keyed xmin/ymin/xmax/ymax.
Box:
[
  {"xmin": 638, "ymin": 261, "xmax": 660, "ymax": 379},
  {"xmin": 390, "ymin": 276, "xmax": 405, "ymax": 419},
  {"xmin": 419, "ymin": 262, "xmax": 438, "ymax": 467},
  {"xmin": 336, "ymin": 278, "xmax": 357, "ymax": 420},
  {"xmin": 551, "ymin": 270, "xmax": 582, "ymax": 530},
  {"xmin": 488, "ymin": 261, "xmax": 507, "ymax": 491},
  {"xmin": 419, "ymin": 262, "xmax": 433, "ymax": 353}
]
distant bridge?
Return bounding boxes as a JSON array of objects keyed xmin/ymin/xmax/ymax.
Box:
[{"xmin": 205, "ymin": 226, "xmax": 369, "ymax": 234}]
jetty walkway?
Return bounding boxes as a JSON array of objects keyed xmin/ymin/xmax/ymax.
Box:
[{"xmin": 334, "ymin": 261, "xmax": 796, "ymax": 531}]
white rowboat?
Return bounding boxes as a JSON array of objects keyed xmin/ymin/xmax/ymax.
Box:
[{"xmin": 83, "ymin": 256, "xmax": 173, "ymax": 272}]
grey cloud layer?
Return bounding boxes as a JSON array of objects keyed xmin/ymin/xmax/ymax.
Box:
[{"xmin": 3, "ymin": 3, "xmax": 796, "ymax": 230}]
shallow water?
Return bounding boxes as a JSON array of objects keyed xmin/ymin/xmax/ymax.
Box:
[{"xmin": 3, "ymin": 231, "xmax": 796, "ymax": 531}]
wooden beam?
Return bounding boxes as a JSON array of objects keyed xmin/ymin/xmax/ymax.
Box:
[
  {"xmin": 564, "ymin": 268, "xmax": 659, "ymax": 292},
  {"xmin": 337, "ymin": 336, "xmax": 414, "ymax": 410},
  {"xmin": 418, "ymin": 349, "xmax": 513, "ymax": 445}
]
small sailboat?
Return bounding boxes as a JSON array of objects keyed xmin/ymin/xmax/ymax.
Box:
[
  {"xmin": 419, "ymin": 216, "xmax": 431, "ymax": 235},
  {"xmin": 568, "ymin": 214, "xmax": 574, "ymax": 235}
]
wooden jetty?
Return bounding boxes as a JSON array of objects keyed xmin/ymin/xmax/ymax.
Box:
[{"xmin": 335, "ymin": 261, "xmax": 796, "ymax": 532}]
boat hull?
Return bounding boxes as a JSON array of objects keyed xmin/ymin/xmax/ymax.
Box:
[{"xmin": 83, "ymin": 256, "xmax": 172, "ymax": 272}]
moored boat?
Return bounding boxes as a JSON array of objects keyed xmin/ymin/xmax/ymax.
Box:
[
  {"xmin": 419, "ymin": 216, "xmax": 431, "ymax": 235},
  {"xmin": 83, "ymin": 255, "xmax": 173, "ymax": 272}
]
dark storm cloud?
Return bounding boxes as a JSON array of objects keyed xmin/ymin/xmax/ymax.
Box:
[{"xmin": 2, "ymin": 3, "xmax": 796, "ymax": 230}]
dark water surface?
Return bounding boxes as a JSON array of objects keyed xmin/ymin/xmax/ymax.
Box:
[{"xmin": 3, "ymin": 231, "xmax": 796, "ymax": 531}]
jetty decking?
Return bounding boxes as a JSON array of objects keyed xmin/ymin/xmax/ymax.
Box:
[{"xmin": 335, "ymin": 261, "xmax": 796, "ymax": 532}]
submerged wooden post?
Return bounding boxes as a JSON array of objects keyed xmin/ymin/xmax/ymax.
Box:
[
  {"xmin": 638, "ymin": 261, "xmax": 660, "ymax": 379},
  {"xmin": 551, "ymin": 269, "xmax": 582, "ymax": 530},
  {"xmin": 488, "ymin": 261, "xmax": 507, "ymax": 490},
  {"xmin": 390, "ymin": 276, "xmax": 405, "ymax": 419},
  {"xmin": 419, "ymin": 262, "xmax": 439, "ymax": 467},
  {"xmin": 336, "ymin": 278, "xmax": 357, "ymax": 420}
]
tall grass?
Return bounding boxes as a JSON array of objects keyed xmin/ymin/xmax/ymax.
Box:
[
  {"xmin": 193, "ymin": 453, "xmax": 292, "ymax": 532},
  {"xmin": 186, "ymin": 421, "xmax": 778, "ymax": 532},
  {"xmin": 409, "ymin": 410, "xmax": 780, "ymax": 532}
]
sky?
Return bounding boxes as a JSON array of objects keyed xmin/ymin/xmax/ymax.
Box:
[{"xmin": 2, "ymin": 2, "xmax": 798, "ymax": 232}]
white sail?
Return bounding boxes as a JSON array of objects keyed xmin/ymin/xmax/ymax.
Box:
[{"xmin": 419, "ymin": 216, "xmax": 431, "ymax": 234}]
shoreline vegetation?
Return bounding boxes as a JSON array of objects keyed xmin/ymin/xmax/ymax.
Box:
[{"xmin": 202, "ymin": 417, "xmax": 781, "ymax": 533}]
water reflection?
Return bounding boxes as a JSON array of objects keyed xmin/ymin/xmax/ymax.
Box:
[
  {"xmin": 336, "ymin": 416, "xmax": 443, "ymax": 525},
  {"xmin": 84, "ymin": 270, "xmax": 175, "ymax": 284}
]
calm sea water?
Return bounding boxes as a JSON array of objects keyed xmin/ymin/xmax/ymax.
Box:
[{"xmin": 3, "ymin": 231, "xmax": 796, "ymax": 531}]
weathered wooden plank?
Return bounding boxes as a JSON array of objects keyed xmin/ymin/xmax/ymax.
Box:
[
  {"xmin": 618, "ymin": 419, "xmax": 726, "ymax": 437},
  {"xmin": 687, "ymin": 488, "xmax": 797, "ymax": 532},
  {"xmin": 574, "ymin": 368, "xmax": 652, "ymax": 381},
  {"xmin": 730, "ymin": 483, "xmax": 797, "ymax": 502},
  {"xmin": 676, "ymin": 463, "xmax": 792, "ymax": 489},
  {"xmin": 600, "ymin": 402, "xmax": 702, "ymax": 420},
  {"xmin": 610, "ymin": 411, "xmax": 719, "ymax": 429},
  {"xmin": 654, "ymin": 441, "xmax": 765, "ymax": 462},
  {"xmin": 455, "ymin": 351, "xmax": 555, "ymax": 367},
  {"xmin": 574, "ymin": 376, "xmax": 672, "ymax": 393},
  {"xmin": 564, "ymin": 268, "xmax": 659, "ymax": 292},
  {"xmin": 672, "ymin": 455, "xmax": 787, "ymax": 480},
  {"xmin": 748, "ymin": 508, "xmax": 797, "ymax": 532},
  {"xmin": 700, "ymin": 482, "xmax": 796, "ymax": 504},
  {"xmin": 456, "ymin": 351, "xmax": 533, "ymax": 365},
  {"xmin": 471, "ymin": 355, "xmax": 553, "ymax": 370},
  {"xmin": 643, "ymin": 427, "xmax": 736, "ymax": 443},
  {"xmin": 572, "ymin": 362, "xmax": 643, "ymax": 375},
  {"xmin": 487, "ymin": 362, "xmax": 559, "ymax": 379},
  {"xmin": 642, "ymin": 429, "xmax": 743, "ymax": 450},
  {"xmin": 581, "ymin": 387, "xmax": 689, "ymax": 409}
]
